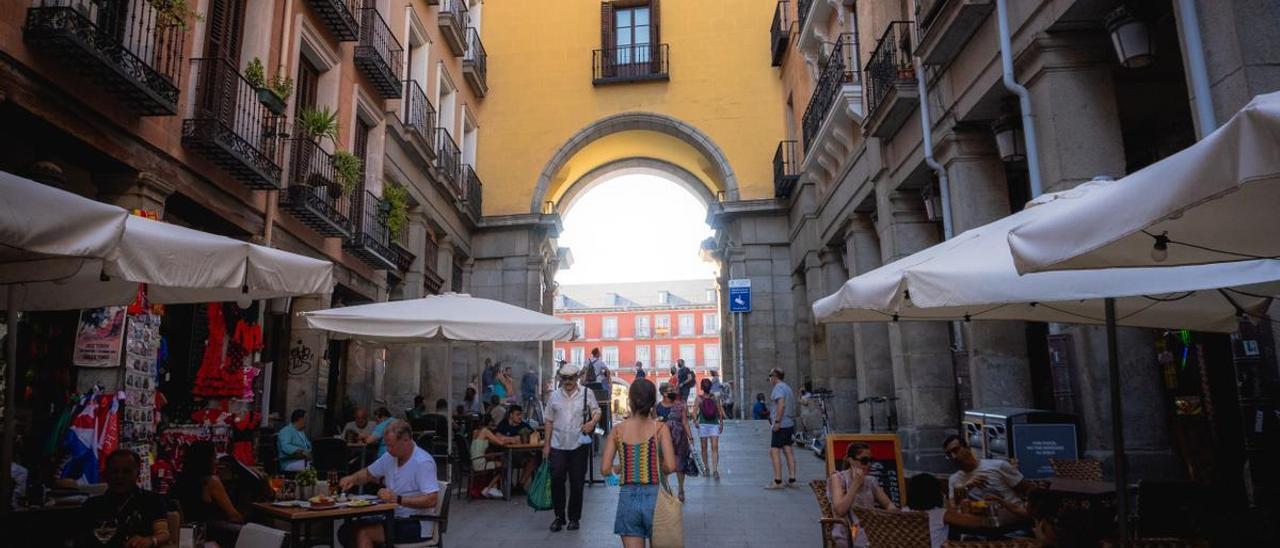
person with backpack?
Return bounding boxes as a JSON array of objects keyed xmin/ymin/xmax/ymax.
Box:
[
  {"xmin": 694, "ymin": 378, "xmax": 726, "ymax": 480},
  {"xmin": 585, "ymin": 348, "xmax": 609, "ymax": 391},
  {"xmin": 675, "ymin": 359, "xmax": 695, "ymax": 402}
]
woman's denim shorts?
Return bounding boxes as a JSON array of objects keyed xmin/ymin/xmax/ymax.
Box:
[{"xmin": 613, "ymin": 484, "xmax": 660, "ymax": 538}]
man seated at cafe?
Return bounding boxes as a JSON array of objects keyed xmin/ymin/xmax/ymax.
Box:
[
  {"xmin": 364, "ymin": 407, "xmax": 395, "ymax": 458},
  {"xmin": 338, "ymin": 420, "xmax": 441, "ymax": 547},
  {"xmin": 943, "ymin": 434, "xmax": 1035, "ymax": 523},
  {"xmin": 78, "ymin": 450, "xmax": 171, "ymax": 548},
  {"xmin": 342, "ymin": 407, "xmax": 375, "ymax": 443},
  {"xmin": 278, "ymin": 409, "xmax": 312, "ymax": 472},
  {"xmin": 407, "ymin": 395, "xmax": 430, "ymax": 421},
  {"xmin": 494, "ymin": 404, "xmax": 539, "ymax": 489}
]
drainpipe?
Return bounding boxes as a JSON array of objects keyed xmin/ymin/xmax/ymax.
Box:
[
  {"xmin": 1176, "ymin": 0, "xmax": 1217, "ymax": 138},
  {"xmin": 914, "ymin": 57, "xmax": 952, "ymax": 240},
  {"xmin": 995, "ymin": 0, "xmax": 1043, "ymax": 197}
]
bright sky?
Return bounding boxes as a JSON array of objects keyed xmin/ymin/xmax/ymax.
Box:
[{"xmin": 555, "ymin": 174, "xmax": 716, "ymax": 284}]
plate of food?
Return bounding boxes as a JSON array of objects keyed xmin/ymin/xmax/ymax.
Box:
[
  {"xmin": 346, "ymin": 499, "xmax": 374, "ymax": 508},
  {"xmin": 271, "ymin": 500, "xmax": 306, "ymax": 508},
  {"xmin": 307, "ymin": 495, "xmax": 337, "ymax": 508}
]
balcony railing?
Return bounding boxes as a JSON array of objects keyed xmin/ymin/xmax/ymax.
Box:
[
  {"xmin": 434, "ymin": 128, "xmax": 461, "ymax": 193},
  {"xmin": 182, "ymin": 57, "xmax": 284, "ymax": 190},
  {"xmin": 24, "ymin": 0, "xmax": 185, "ymax": 115},
  {"xmin": 280, "ymin": 138, "xmax": 354, "ymax": 237},
  {"xmin": 307, "ymin": 0, "xmax": 360, "ymax": 42},
  {"xmin": 438, "ymin": 0, "xmax": 468, "ymax": 55},
  {"xmin": 773, "ymin": 140, "xmax": 800, "ymax": 198},
  {"xmin": 423, "ymin": 238, "xmax": 443, "ymax": 294},
  {"xmin": 462, "ymin": 165, "xmax": 483, "ymax": 220},
  {"xmin": 865, "ymin": 21, "xmax": 914, "ymax": 118},
  {"xmin": 344, "ymin": 190, "xmax": 401, "ymax": 270},
  {"xmin": 797, "ymin": 0, "xmax": 814, "ymax": 31},
  {"xmin": 354, "ymin": 7, "xmax": 403, "ymax": 98},
  {"xmin": 389, "ymin": 208, "xmax": 415, "ymax": 273},
  {"xmin": 770, "ymin": 1, "xmax": 791, "ymax": 67},
  {"xmin": 801, "ymin": 33, "xmax": 860, "ymax": 152},
  {"xmin": 462, "ymin": 28, "xmax": 488, "ymax": 96},
  {"xmin": 402, "ymin": 80, "xmax": 436, "ymax": 156},
  {"xmin": 593, "ymin": 43, "xmax": 670, "ymax": 85}
]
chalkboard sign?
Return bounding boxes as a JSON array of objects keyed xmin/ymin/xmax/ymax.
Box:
[{"xmin": 826, "ymin": 434, "xmax": 906, "ymax": 507}]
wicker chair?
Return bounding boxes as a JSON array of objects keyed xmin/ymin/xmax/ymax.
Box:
[
  {"xmin": 810, "ymin": 480, "xmax": 853, "ymax": 548},
  {"xmin": 1102, "ymin": 539, "xmax": 1210, "ymax": 548},
  {"xmin": 1049, "ymin": 458, "xmax": 1103, "ymax": 481},
  {"xmin": 851, "ymin": 507, "xmax": 931, "ymax": 548},
  {"xmin": 945, "ymin": 540, "xmax": 1044, "ymax": 548}
]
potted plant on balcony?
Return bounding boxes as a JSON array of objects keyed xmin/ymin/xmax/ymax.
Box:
[
  {"xmin": 245, "ymin": 58, "xmax": 291, "ymax": 115},
  {"xmin": 296, "ymin": 107, "xmax": 340, "ymax": 192},
  {"xmin": 331, "ymin": 151, "xmax": 364, "ymax": 197},
  {"xmin": 383, "ymin": 183, "xmax": 410, "ymax": 244}
]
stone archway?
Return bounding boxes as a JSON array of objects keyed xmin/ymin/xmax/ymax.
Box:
[
  {"xmin": 529, "ymin": 112, "xmax": 740, "ymax": 213},
  {"xmin": 556, "ymin": 157, "xmax": 716, "ymax": 214}
]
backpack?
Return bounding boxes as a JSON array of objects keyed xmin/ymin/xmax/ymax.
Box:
[
  {"xmin": 584, "ymin": 359, "xmax": 599, "ymax": 384},
  {"xmin": 699, "ymin": 396, "xmax": 718, "ymax": 421}
]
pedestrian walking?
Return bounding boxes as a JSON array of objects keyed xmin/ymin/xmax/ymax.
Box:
[
  {"xmin": 722, "ymin": 382, "xmax": 735, "ymax": 419},
  {"xmin": 481, "ymin": 358, "xmax": 499, "ymax": 403},
  {"xmin": 585, "ymin": 348, "xmax": 609, "ymax": 391},
  {"xmin": 675, "ymin": 359, "xmax": 695, "ymax": 402},
  {"xmin": 602, "ymin": 379, "xmax": 677, "ymax": 547},
  {"xmin": 655, "ymin": 382, "xmax": 692, "ymax": 502},
  {"xmin": 694, "ymin": 378, "xmax": 726, "ymax": 480},
  {"xmin": 541, "ymin": 363, "xmax": 602, "ymax": 532},
  {"xmin": 765, "ymin": 368, "xmax": 798, "ymax": 489},
  {"xmin": 520, "ymin": 366, "xmax": 541, "ymax": 423},
  {"xmin": 634, "ymin": 361, "xmax": 647, "ymax": 380}
]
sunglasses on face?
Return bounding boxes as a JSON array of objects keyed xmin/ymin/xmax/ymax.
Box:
[{"xmin": 854, "ymin": 456, "xmax": 873, "ymax": 465}]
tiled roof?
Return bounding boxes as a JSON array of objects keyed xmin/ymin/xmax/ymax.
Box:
[{"xmin": 555, "ymin": 279, "xmax": 717, "ymax": 310}]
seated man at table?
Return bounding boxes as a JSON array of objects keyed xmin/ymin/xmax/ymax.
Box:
[
  {"xmin": 278, "ymin": 409, "xmax": 312, "ymax": 472},
  {"xmin": 407, "ymin": 396, "xmax": 429, "ymax": 421},
  {"xmin": 77, "ymin": 450, "xmax": 171, "ymax": 548},
  {"xmin": 338, "ymin": 420, "xmax": 440, "ymax": 548},
  {"xmin": 362, "ymin": 407, "xmax": 395, "ymax": 457},
  {"xmin": 494, "ymin": 405, "xmax": 538, "ymax": 489},
  {"xmin": 943, "ymin": 435, "xmax": 1034, "ymax": 523},
  {"xmin": 341, "ymin": 407, "xmax": 375, "ymax": 443}
]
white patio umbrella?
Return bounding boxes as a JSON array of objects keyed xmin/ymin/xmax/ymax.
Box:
[
  {"xmin": 302, "ymin": 293, "xmax": 576, "ymax": 460},
  {"xmin": 1007, "ymin": 91, "xmax": 1280, "ymax": 274},
  {"xmin": 813, "ymin": 196, "xmax": 1280, "ymax": 541},
  {"xmin": 1, "ymin": 172, "xmax": 334, "ymax": 514}
]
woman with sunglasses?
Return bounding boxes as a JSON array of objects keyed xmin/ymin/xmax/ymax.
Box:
[{"xmin": 828, "ymin": 442, "xmax": 896, "ymax": 547}]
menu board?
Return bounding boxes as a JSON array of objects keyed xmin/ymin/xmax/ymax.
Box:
[
  {"xmin": 826, "ymin": 434, "xmax": 906, "ymax": 507},
  {"xmin": 1012, "ymin": 423, "xmax": 1078, "ymax": 478}
]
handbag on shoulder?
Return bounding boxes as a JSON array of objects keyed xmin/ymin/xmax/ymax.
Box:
[{"xmin": 651, "ymin": 427, "xmax": 684, "ymax": 548}]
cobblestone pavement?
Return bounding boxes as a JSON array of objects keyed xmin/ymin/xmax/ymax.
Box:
[{"xmin": 446, "ymin": 420, "xmax": 825, "ymax": 547}]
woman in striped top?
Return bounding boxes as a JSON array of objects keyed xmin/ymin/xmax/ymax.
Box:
[{"xmin": 602, "ymin": 378, "xmax": 678, "ymax": 547}]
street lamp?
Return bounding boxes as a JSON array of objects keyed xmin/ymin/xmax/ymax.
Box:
[
  {"xmin": 1106, "ymin": 5, "xmax": 1156, "ymax": 69},
  {"xmin": 992, "ymin": 102, "xmax": 1026, "ymax": 163}
]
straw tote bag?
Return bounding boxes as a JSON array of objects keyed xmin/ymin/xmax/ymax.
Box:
[{"xmin": 651, "ymin": 425, "xmax": 684, "ymax": 548}]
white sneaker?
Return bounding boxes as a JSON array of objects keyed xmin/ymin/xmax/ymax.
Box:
[
  {"xmin": 764, "ymin": 481, "xmax": 784, "ymax": 490},
  {"xmin": 483, "ymin": 487, "xmax": 503, "ymax": 499}
]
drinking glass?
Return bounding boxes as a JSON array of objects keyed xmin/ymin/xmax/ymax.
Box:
[
  {"xmin": 92, "ymin": 519, "xmax": 117, "ymax": 544},
  {"xmin": 269, "ymin": 475, "xmax": 285, "ymax": 500}
]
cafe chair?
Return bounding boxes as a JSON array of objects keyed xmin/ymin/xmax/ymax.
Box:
[
  {"xmin": 945, "ymin": 540, "xmax": 1044, "ymax": 547},
  {"xmin": 851, "ymin": 507, "xmax": 931, "ymax": 548},
  {"xmin": 1102, "ymin": 539, "xmax": 1209, "ymax": 548},
  {"xmin": 393, "ymin": 481, "xmax": 453, "ymax": 548},
  {"xmin": 809, "ymin": 480, "xmax": 853, "ymax": 548},
  {"xmin": 1049, "ymin": 458, "xmax": 1103, "ymax": 481},
  {"xmin": 234, "ymin": 523, "xmax": 288, "ymax": 548}
]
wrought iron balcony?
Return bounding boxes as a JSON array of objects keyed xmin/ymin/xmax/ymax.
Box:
[
  {"xmin": 280, "ymin": 138, "xmax": 354, "ymax": 237},
  {"xmin": 182, "ymin": 57, "xmax": 285, "ymax": 190},
  {"xmin": 773, "ymin": 140, "xmax": 800, "ymax": 198},
  {"xmin": 462, "ymin": 28, "xmax": 488, "ymax": 97},
  {"xmin": 797, "ymin": 0, "xmax": 814, "ymax": 31},
  {"xmin": 438, "ymin": 0, "xmax": 468, "ymax": 56},
  {"xmin": 423, "ymin": 237, "xmax": 443, "ymax": 295},
  {"xmin": 863, "ymin": 21, "xmax": 920, "ymax": 138},
  {"xmin": 24, "ymin": 0, "xmax": 184, "ymax": 115},
  {"xmin": 389, "ymin": 213, "xmax": 415, "ymax": 273},
  {"xmin": 307, "ymin": 0, "xmax": 360, "ymax": 42},
  {"xmin": 345, "ymin": 190, "xmax": 405, "ymax": 271},
  {"xmin": 770, "ymin": 1, "xmax": 791, "ymax": 67},
  {"xmin": 462, "ymin": 165, "xmax": 483, "ymax": 220},
  {"xmin": 593, "ymin": 44, "xmax": 670, "ymax": 85},
  {"xmin": 355, "ymin": 7, "xmax": 403, "ymax": 98},
  {"xmin": 434, "ymin": 128, "xmax": 461, "ymax": 194},
  {"xmin": 801, "ymin": 33, "xmax": 860, "ymax": 152},
  {"xmin": 915, "ymin": 0, "xmax": 993, "ymax": 66},
  {"xmin": 401, "ymin": 80, "xmax": 437, "ymax": 157}
]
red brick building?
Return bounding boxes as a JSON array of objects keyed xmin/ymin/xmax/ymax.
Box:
[{"xmin": 554, "ymin": 280, "xmax": 721, "ymax": 386}]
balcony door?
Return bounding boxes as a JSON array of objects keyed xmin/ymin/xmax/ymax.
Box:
[
  {"xmin": 614, "ymin": 6, "xmax": 651, "ymax": 66},
  {"xmin": 202, "ymin": 0, "xmax": 246, "ymax": 127},
  {"xmin": 601, "ymin": 0, "xmax": 660, "ymax": 77}
]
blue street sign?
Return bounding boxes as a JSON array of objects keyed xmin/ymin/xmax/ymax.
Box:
[{"xmin": 728, "ymin": 279, "xmax": 751, "ymax": 313}]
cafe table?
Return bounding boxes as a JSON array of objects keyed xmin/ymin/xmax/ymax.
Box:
[
  {"xmin": 252, "ymin": 500, "xmax": 396, "ymax": 548},
  {"xmin": 501, "ymin": 442, "xmax": 543, "ymax": 501}
]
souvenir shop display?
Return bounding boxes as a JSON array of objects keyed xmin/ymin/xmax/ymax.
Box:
[
  {"xmin": 154, "ymin": 423, "xmax": 231, "ymax": 494},
  {"xmin": 119, "ymin": 310, "xmax": 162, "ymax": 488}
]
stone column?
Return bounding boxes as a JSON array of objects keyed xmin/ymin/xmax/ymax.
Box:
[
  {"xmin": 286, "ymin": 293, "xmax": 334, "ymax": 438},
  {"xmin": 939, "ymin": 129, "xmax": 1033, "ymax": 409},
  {"xmin": 821, "ymin": 246, "xmax": 859, "ymax": 431},
  {"xmin": 845, "ymin": 213, "xmax": 894, "ymax": 432},
  {"xmin": 1183, "ymin": 0, "xmax": 1280, "ymax": 135},
  {"xmin": 1023, "ymin": 32, "xmax": 1174, "ymax": 478},
  {"xmin": 803, "ymin": 252, "xmax": 829, "ymax": 390},
  {"xmin": 877, "ymin": 187, "xmax": 957, "ymax": 472}
]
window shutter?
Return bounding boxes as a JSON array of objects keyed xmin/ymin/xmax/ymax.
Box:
[
  {"xmin": 600, "ymin": 2, "xmax": 616, "ymax": 77},
  {"xmin": 649, "ymin": 0, "xmax": 661, "ymax": 73}
]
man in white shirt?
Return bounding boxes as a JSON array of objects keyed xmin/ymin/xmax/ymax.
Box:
[
  {"xmin": 541, "ymin": 363, "xmax": 601, "ymax": 532},
  {"xmin": 942, "ymin": 434, "xmax": 1035, "ymax": 525},
  {"xmin": 339, "ymin": 420, "xmax": 441, "ymax": 547}
]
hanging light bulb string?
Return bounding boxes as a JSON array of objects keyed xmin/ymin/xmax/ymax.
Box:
[{"xmin": 1144, "ymin": 230, "xmax": 1280, "ymax": 262}]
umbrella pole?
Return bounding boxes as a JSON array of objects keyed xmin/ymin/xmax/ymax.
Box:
[
  {"xmin": 445, "ymin": 341, "xmax": 452, "ymax": 464},
  {"xmin": 1, "ymin": 288, "xmax": 18, "ymax": 516},
  {"xmin": 1105, "ymin": 297, "xmax": 1129, "ymax": 544}
]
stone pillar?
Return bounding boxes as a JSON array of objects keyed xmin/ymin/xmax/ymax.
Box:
[
  {"xmin": 96, "ymin": 171, "xmax": 177, "ymax": 217},
  {"xmin": 877, "ymin": 187, "xmax": 957, "ymax": 472},
  {"xmin": 845, "ymin": 213, "xmax": 894, "ymax": 432},
  {"xmin": 1023, "ymin": 33, "xmax": 1174, "ymax": 477},
  {"xmin": 821, "ymin": 246, "xmax": 859, "ymax": 431},
  {"xmin": 939, "ymin": 129, "xmax": 1033, "ymax": 409},
  {"xmin": 286, "ymin": 293, "xmax": 334, "ymax": 438},
  {"xmin": 1184, "ymin": 0, "xmax": 1280, "ymax": 135},
  {"xmin": 803, "ymin": 252, "xmax": 828, "ymax": 390},
  {"xmin": 791, "ymin": 268, "xmax": 813, "ymax": 387}
]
